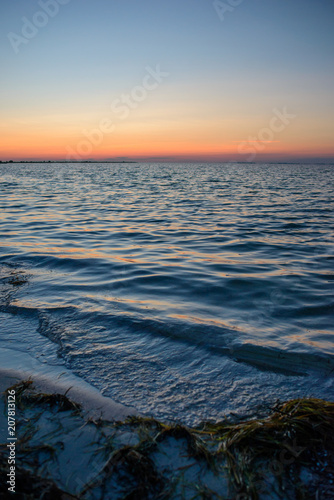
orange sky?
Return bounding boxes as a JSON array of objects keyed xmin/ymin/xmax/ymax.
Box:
[
  {"xmin": 1, "ymin": 114, "xmax": 333, "ymax": 162},
  {"xmin": 1, "ymin": 1, "xmax": 333, "ymax": 163}
]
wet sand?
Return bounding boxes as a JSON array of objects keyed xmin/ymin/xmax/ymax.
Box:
[{"xmin": 1, "ymin": 373, "xmax": 334, "ymax": 499}]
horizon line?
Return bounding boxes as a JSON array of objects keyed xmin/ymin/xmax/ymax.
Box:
[{"xmin": 1, "ymin": 159, "xmax": 334, "ymax": 165}]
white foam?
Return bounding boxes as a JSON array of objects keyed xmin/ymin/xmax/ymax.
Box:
[
  {"xmin": 0, "ymin": 310, "xmax": 137, "ymax": 420},
  {"xmin": 0, "ymin": 346, "xmax": 137, "ymax": 421}
]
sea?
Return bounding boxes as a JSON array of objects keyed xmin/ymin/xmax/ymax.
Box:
[{"xmin": 0, "ymin": 162, "xmax": 333, "ymax": 424}]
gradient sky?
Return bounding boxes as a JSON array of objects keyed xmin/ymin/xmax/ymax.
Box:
[{"xmin": 1, "ymin": 0, "xmax": 333, "ymax": 162}]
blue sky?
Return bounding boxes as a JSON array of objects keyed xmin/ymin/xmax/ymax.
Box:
[{"xmin": 1, "ymin": 0, "xmax": 333, "ymax": 161}]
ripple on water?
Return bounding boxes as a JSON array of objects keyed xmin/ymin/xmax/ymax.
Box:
[{"xmin": 0, "ymin": 162, "xmax": 333, "ymax": 422}]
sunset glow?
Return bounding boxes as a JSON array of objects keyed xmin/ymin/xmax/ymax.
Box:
[{"xmin": 1, "ymin": 0, "xmax": 333, "ymax": 162}]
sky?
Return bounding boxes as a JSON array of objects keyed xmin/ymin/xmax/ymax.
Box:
[{"xmin": 0, "ymin": 0, "xmax": 333, "ymax": 162}]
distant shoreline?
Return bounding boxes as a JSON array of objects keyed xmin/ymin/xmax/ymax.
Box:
[
  {"xmin": 0, "ymin": 160, "xmax": 137, "ymax": 164},
  {"xmin": 0, "ymin": 160, "xmax": 333, "ymax": 165}
]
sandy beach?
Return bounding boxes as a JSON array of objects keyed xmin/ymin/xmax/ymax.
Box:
[
  {"xmin": 1, "ymin": 371, "xmax": 334, "ymax": 498},
  {"xmin": 0, "ymin": 354, "xmax": 137, "ymax": 423}
]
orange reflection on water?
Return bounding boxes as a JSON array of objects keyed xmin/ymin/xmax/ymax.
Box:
[
  {"xmin": 286, "ymin": 332, "xmax": 334, "ymax": 354},
  {"xmin": 170, "ymin": 313, "xmax": 245, "ymax": 331},
  {"xmin": 87, "ymin": 293, "xmax": 170, "ymax": 310},
  {"xmin": 1, "ymin": 241, "xmax": 164, "ymax": 264}
]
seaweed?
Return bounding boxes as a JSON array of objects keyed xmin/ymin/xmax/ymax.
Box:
[
  {"xmin": 1, "ymin": 381, "xmax": 334, "ymax": 499},
  {"xmin": 5, "ymin": 380, "xmax": 81, "ymax": 413},
  {"xmin": 200, "ymin": 398, "xmax": 334, "ymax": 498},
  {"xmin": 155, "ymin": 424, "xmax": 217, "ymax": 470},
  {"xmin": 81, "ymin": 444, "xmax": 166, "ymax": 499},
  {"xmin": 7, "ymin": 272, "xmax": 28, "ymax": 287},
  {"xmin": 0, "ymin": 452, "xmax": 77, "ymax": 499}
]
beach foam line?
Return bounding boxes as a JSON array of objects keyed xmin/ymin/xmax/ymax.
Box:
[{"xmin": 0, "ymin": 347, "xmax": 138, "ymax": 421}]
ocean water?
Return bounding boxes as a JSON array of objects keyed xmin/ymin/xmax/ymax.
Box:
[{"xmin": 0, "ymin": 162, "xmax": 333, "ymax": 424}]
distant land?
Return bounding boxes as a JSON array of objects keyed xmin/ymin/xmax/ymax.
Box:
[
  {"xmin": 0, "ymin": 160, "xmax": 137, "ymax": 164},
  {"xmin": 0, "ymin": 160, "xmax": 333, "ymax": 165}
]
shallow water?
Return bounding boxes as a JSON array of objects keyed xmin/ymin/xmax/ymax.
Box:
[{"xmin": 0, "ymin": 162, "xmax": 333, "ymax": 423}]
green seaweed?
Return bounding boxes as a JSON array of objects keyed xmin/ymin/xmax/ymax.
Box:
[
  {"xmin": 200, "ymin": 398, "xmax": 334, "ymax": 498},
  {"xmin": 1, "ymin": 381, "xmax": 334, "ymax": 499},
  {"xmin": 7, "ymin": 274, "xmax": 28, "ymax": 287},
  {"xmin": 81, "ymin": 444, "xmax": 166, "ymax": 498},
  {"xmin": 155, "ymin": 424, "xmax": 217, "ymax": 470},
  {"xmin": 5, "ymin": 380, "xmax": 81, "ymax": 413}
]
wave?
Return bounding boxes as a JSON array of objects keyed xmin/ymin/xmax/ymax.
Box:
[{"xmin": 1, "ymin": 162, "xmax": 333, "ymax": 422}]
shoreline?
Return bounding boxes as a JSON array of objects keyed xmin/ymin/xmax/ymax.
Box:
[{"xmin": 0, "ymin": 347, "xmax": 137, "ymax": 422}]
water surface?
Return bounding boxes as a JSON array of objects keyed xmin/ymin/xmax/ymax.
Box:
[{"xmin": 0, "ymin": 162, "xmax": 333, "ymax": 423}]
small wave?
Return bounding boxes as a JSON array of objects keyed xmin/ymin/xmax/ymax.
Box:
[
  {"xmin": 1, "ymin": 162, "xmax": 333, "ymax": 422},
  {"xmin": 225, "ymin": 343, "xmax": 334, "ymax": 376}
]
